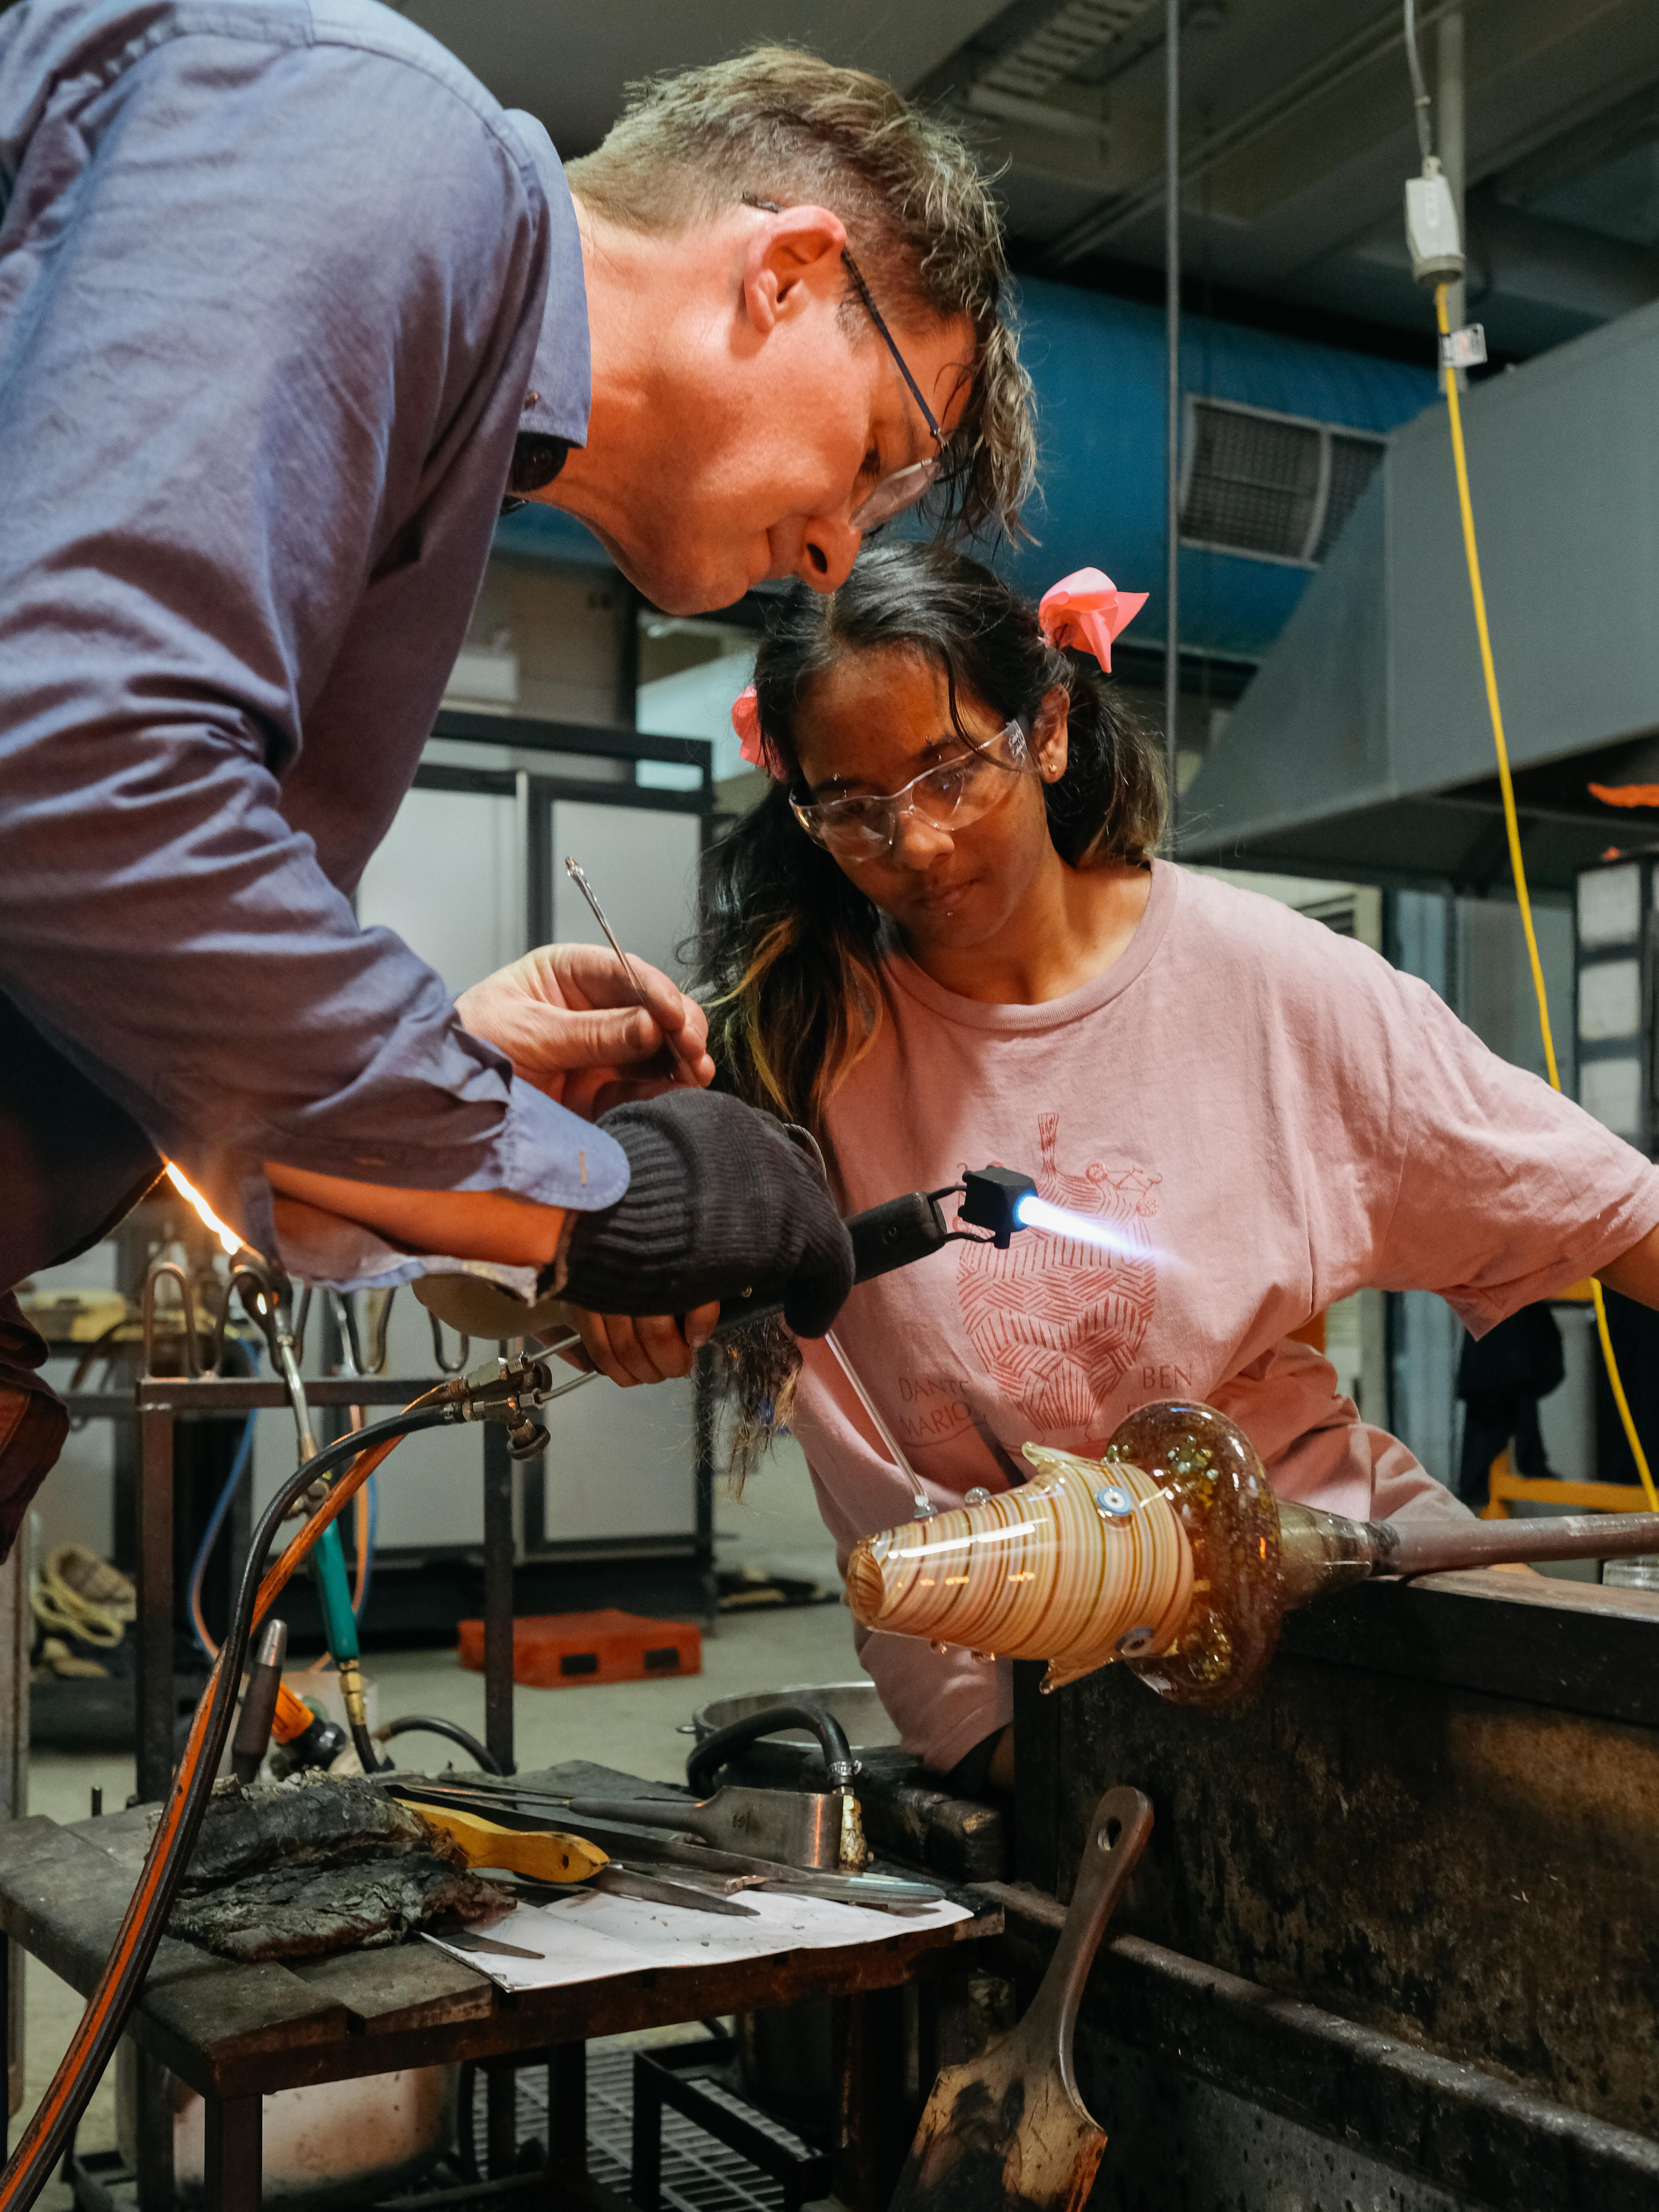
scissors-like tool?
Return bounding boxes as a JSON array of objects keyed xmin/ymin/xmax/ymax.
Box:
[{"xmin": 563, "ymin": 855, "xmax": 688, "ymax": 1084}]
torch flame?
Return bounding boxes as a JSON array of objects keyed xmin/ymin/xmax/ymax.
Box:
[{"xmin": 163, "ymin": 1162, "xmax": 244, "ymax": 1258}]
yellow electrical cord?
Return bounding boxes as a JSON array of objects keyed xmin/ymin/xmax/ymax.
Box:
[{"xmin": 1433, "ymin": 283, "xmax": 1659, "ymax": 1513}]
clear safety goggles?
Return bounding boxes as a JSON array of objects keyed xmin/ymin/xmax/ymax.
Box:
[{"xmin": 790, "ymin": 719, "xmax": 1034, "ymax": 860}]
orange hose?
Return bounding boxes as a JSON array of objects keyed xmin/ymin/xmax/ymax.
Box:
[{"xmin": 0, "ymin": 1418, "xmax": 417, "ymax": 2207}]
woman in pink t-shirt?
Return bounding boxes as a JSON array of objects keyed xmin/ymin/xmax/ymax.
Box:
[{"xmin": 571, "ymin": 541, "xmax": 1659, "ymax": 1788}]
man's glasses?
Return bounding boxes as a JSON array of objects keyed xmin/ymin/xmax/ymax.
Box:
[
  {"xmin": 790, "ymin": 720, "xmax": 1033, "ymax": 860},
  {"xmin": 743, "ymin": 197, "xmax": 946, "ymax": 531}
]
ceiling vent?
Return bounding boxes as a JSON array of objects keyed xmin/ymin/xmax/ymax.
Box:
[
  {"xmin": 1180, "ymin": 396, "xmax": 1386, "ymax": 568},
  {"xmin": 974, "ymin": 0, "xmax": 1151, "ymax": 101}
]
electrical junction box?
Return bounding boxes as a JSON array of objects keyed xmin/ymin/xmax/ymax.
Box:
[
  {"xmin": 1440, "ymin": 323, "xmax": 1487, "ymax": 370},
  {"xmin": 1575, "ymin": 857, "xmax": 1658, "ymax": 1157},
  {"xmin": 1404, "ymin": 162, "xmax": 1463, "ymax": 286}
]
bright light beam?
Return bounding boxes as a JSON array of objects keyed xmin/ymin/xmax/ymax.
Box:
[
  {"xmin": 163, "ymin": 1162, "xmax": 246, "ymax": 1259},
  {"xmin": 1013, "ymin": 1192, "xmax": 1157, "ymax": 1263}
]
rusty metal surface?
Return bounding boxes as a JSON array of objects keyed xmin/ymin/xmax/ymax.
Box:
[
  {"xmin": 1277, "ymin": 1568, "xmax": 1659, "ymax": 1731},
  {"xmin": 985, "ymin": 1885, "xmax": 1659, "ymax": 2212},
  {"xmin": 1014, "ymin": 1578, "xmax": 1659, "ymax": 2145}
]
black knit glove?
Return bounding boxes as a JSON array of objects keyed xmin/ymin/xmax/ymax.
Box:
[{"xmin": 559, "ymin": 1091, "xmax": 855, "ymax": 1338}]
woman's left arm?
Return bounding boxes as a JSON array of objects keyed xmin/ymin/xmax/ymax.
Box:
[{"xmin": 1597, "ymin": 1222, "xmax": 1659, "ymax": 1308}]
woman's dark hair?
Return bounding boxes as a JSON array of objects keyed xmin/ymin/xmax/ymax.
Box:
[
  {"xmin": 693, "ymin": 540, "xmax": 1165, "ymax": 1131},
  {"xmin": 691, "ymin": 541, "xmax": 1164, "ymax": 1476}
]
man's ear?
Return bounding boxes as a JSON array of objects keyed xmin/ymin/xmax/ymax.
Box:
[{"xmin": 742, "ymin": 204, "xmax": 848, "ymax": 334}]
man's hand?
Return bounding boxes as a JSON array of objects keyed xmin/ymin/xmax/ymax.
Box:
[
  {"xmin": 558, "ymin": 1304, "xmax": 724, "ymax": 1387},
  {"xmin": 456, "ymin": 944, "xmax": 715, "ymax": 1118}
]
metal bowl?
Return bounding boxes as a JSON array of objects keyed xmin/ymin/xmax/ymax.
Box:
[{"xmin": 689, "ymin": 1680, "xmax": 900, "ymax": 1749}]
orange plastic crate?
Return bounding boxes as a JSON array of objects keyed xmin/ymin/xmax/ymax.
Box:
[{"xmin": 457, "ymin": 1608, "xmax": 702, "ymax": 1690}]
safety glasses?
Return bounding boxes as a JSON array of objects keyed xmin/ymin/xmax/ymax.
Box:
[
  {"xmin": 743, "ymin": 197, "xmax": 947, "ymax": 531},
  {"xmin": 790, "ymin": 719, "xmax": 1033, "ymax": 860}
]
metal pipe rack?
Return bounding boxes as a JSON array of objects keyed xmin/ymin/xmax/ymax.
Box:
[{"xmin": 123, "ymin": 1372, "xmax": 519, "ymax": 1797}]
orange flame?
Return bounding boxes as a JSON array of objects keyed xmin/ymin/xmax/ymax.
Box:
[{"xmin": 163, "ymin": 1162, "xmax": 244, "ymax": 1258}]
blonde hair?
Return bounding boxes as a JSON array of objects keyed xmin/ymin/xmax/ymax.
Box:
[{"xmin": 567, "ymin": 47, "xmax": 1035, "ymax": 545}]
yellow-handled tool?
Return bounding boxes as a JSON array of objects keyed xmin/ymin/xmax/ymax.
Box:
[{"xmin": 410, "ymin": 1801, "xmax": 609, "ymax": 1884}]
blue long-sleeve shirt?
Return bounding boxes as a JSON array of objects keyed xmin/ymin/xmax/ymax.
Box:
[{"xmin": 0, "ymin": 0, "xmax": 627, "ymax": 1289}]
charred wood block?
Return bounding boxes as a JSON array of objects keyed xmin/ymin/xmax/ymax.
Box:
[
  {"xmin": 183, "ymin": 1774, "xmax": 449, "ymax": 1889},
  {"xmin": 169, "ymin": 1852, "xmax": 512, "ymax": 1961}
]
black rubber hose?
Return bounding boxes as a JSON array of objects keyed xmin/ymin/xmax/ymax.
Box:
[
  {"xmin": 0, "ymin": 1399, "xmax": 458, "ymax": 2212},
  {"xmin": 350, "ymin": 1717, "xmax": 384, "ymax": 1776},
  {"xmin": 685, "ymin": 1701, "xmax": 857, "ymax": 1795},
  {"xmin": 378, "ymin": 1715, "xmax": 503, "ymax": 1775}
]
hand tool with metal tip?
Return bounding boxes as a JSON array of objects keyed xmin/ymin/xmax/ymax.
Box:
[
  {"xmin": 561, "ymin": 1786, "xmax": 846, "ymax": 1871},
  {"xmin": 579, "ymin": 1863, "xmax": 761, "ymax": 1916},
  {"xmin": 406, "ymin": 1801, "xmax": 609, "ymax": 1884},
  {"xmin": 425, "ymin": 1920, "xmax": 546, "ymax": 1961},
  {"xmin": 229, "ymin": 1618, "xmax": 287, "ymax": 1786},
  {"xmin": 381, "ymin": 1779, "xmax": 944, "ymax": 1908}
]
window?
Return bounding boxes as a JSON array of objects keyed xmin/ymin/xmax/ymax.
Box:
[{"xmin": 1180, "ymin": 397, "xmax": 1386, "ymax": 568}]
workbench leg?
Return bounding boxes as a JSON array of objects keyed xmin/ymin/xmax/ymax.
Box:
[
  {"xmin": 548, "ymin": 2041, "xmax": 589, "ymax": 2182},
  {"xmin": 831, "ymin": 1988, "xmax": 909, "ymax": 2212},
  {"xmin": 136, "ymin": 1406, "xmax": 176, "ymax": 1804},
  {"xmin": 485, "ymin": 2058, "xmax": 519, "ymax": 2181},
  {"xmin": 482, "ymin": 1425, "xmax": 516, "ymax": 1777},
  {"xmin": 204, "ymin": 2091, "xmax": 261, "ymax": 2212},
  {"xmin": 916, "ymin": 1969, "xmax": 976, "ymax": 2105},
  {"xmin": 628, "ymin": 2050, "xmax": 662, "ymax": 2212},
  {"xmin": 134, "ymin": 2049, "xmax": 176, "ymax": 2212}
]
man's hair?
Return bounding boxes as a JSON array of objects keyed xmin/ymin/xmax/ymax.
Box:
[{"xmin": 566, "ymin": 47, "xmax": 1035, "ymax": 545}]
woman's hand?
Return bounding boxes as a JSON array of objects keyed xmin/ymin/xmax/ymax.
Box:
[
  {"xmin": 456, "ymin": 944, "xmax": 714, "ymax": 1117},
  {"xmin": 558, "ymin": 1304, "xmax": 723, "ymax": 1386}
]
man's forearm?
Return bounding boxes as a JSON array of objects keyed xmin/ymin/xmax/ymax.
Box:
[{"xmin": 266, "ymin": 1162, "xmax": 566, "ymax": 1267}]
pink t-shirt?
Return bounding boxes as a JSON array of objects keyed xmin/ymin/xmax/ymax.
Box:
[{"xmin": 790, "ymin": 862, "xmax": 1659, "ymax": 1773}]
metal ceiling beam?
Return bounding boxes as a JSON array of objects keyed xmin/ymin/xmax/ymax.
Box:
[{"xmin": 1042, "ymin": 0, "xmax": 1471, "ymax": 265}]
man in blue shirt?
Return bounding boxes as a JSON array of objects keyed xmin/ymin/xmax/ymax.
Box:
[{"xmin": 0, "ymin": 2, "xmax": 1034, "ymax": 1548}]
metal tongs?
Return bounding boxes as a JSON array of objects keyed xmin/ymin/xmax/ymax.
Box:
[{"xmin": 386, "ymin": 1777, "xmax": 944, "ymax": 1915}]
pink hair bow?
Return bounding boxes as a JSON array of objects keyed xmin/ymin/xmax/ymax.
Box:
[
  {"xmin": 1037, "ymin": 568, "xmax": 1148, "ymax": 673},
  {"xmin": 732, "ymin": 684, "xmax": 785, "ymax": 780}
]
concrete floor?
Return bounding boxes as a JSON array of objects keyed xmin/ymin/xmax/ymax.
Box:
[{"xmin": 14, "ymin": 1440, "xmax": 859, "ymax": 2205}]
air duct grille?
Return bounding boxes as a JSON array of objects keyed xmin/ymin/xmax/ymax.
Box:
[
  {"xmin": 1316, "ymin": 432, "xmax": 1389, "ymax": 561},
  {"xmin": 1181, "ymin": 398, "xmax": 1385, "ymax": 568},
  {"xmin": 977, "ymin": 0, "xmax": 1151, "ymax": 100}
]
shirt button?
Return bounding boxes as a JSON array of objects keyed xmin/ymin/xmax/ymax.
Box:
[{"xmin": 523, "ymin": 391, "xmax": 540, "ymax": 409}]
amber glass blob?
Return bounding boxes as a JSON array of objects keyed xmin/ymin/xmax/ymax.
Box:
[{"xmin": 1101, "ymin": 1399, "xmax": 1285, "ymax": 1707}]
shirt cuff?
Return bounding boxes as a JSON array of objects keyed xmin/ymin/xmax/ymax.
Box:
[
  {"xmin": 201, "ymin": 1081, "xmax": 629, "ymax": 1271},
  {"xmin": 491, "ymin": 1082, "xmax": 630, "ymax": 1211}
]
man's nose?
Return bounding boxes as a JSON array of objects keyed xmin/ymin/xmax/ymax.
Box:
[{"xmin": 797, "ymin": 515, "xmax": 862, "ymax": 594}]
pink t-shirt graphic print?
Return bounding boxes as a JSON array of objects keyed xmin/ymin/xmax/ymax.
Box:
[{"xmin": 956, "ymin": 1113, "xmax": 1161, "ymax": 1433}]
